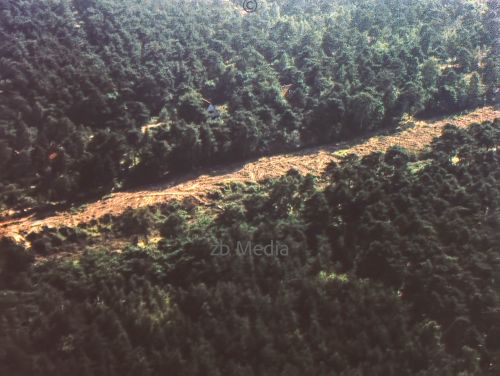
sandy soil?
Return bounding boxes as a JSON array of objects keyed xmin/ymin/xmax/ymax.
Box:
[{"xmin": 1, "ymin": 106, "xmax": 498, "ymax": 241}]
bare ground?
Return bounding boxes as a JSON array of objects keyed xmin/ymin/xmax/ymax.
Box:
[{"xmin": 1, "ymin": 106, "xmax": 498, "ymax": 242}]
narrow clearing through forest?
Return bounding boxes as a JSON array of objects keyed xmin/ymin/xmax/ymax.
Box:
[{"xmin": 1, "ymin": 106, "xmax": 498, "ymax": 241}]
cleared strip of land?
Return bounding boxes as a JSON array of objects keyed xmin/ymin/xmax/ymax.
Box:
[{"xmin": 1, "ymin": 106, "xmax": 498, "ymax": 241}]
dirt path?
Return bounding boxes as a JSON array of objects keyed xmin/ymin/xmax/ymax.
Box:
[{"xmin": 1, "ymin": 106, "xmax": 498, "ymax": 241}]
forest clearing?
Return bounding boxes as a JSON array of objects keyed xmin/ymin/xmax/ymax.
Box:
[{"xmin": 1, "ymin": 106, "xmax": 498, "ymax": 241}]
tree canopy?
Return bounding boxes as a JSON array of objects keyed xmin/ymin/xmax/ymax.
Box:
[
  {"xmin": 1, "ymin": 119, "xmax": 499, "ymax": 375},
  {"xmin": 0, "ymin": 0, "xmax": 497, "ymax": 209}
]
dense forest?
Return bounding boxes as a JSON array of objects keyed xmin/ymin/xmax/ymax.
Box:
[
  {"xmin": 1, "ymin": 120, "xmax": 499, "ymax": 375},
  {"xmin": 0, "ymin": 0, "xmax": 498, "ymax": 209},
  {"xmin": 1, "ymin": 1, "xmax": 499, "ymax": 374}
]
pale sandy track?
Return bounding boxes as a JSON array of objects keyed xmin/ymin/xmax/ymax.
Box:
[{"xmin": 1, "ymin": 106, "xmax": 498, "ymax": 241}]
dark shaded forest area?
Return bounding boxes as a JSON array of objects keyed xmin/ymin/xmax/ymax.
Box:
[
  {"xmin": 0, "ymin": 0, "xmax": 498, "ymax": 209},
  {"xmin": 1, "ymin": 120, "xmax": 499, "ymax": 375}
]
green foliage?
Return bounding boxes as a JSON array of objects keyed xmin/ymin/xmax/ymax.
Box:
[
  {"xmin": 116, "ymin": 207, "xmax": 156, "ymax": 236},
  {"xmin": 1, "ymin": 120, "xmax": 498, "ymax": 375},
  {"xmin": 0, "ymin": 0, "xmax": 494, "ymax": 209}
]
